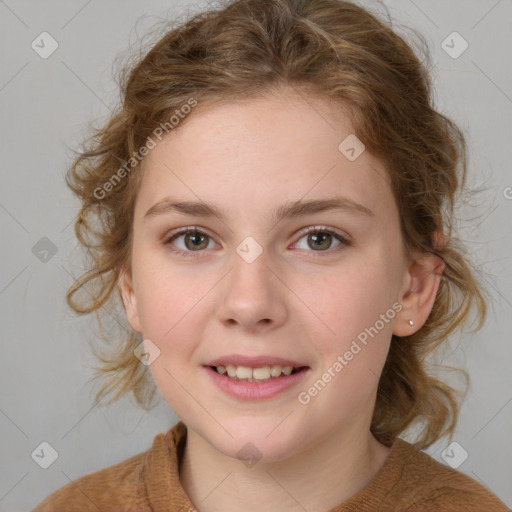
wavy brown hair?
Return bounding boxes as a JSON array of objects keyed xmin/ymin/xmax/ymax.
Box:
[{"xmin": 65, "ymin": 0, "xmax": 490, "ymax": 449}]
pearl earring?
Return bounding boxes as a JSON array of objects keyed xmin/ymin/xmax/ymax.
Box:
[{"xmin": 409, "ymin": 320, "xmax": 414, "ymax": 326}]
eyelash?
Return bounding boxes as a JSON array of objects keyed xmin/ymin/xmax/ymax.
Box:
[{"xmin": 163, "ymin": 225, "xmax": 350, "ymax": 259}]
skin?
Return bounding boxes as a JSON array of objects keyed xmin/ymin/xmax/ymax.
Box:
[{"xmin": 118, "ymin": 87, "xmax": 444, "ymax": 512}]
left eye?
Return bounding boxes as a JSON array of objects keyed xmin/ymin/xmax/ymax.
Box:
[{"xmin": 294, "ymin": 228, "xmax": 348, "ymax": 252}]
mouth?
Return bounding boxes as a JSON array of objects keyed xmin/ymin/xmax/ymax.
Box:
[
  {"xmin": 202, "ymin": 354, "xmax": 311, "ymax": 399},
  {"xmin": 208, "ymin": 364, "xmax": 308, "ymax": 382}
]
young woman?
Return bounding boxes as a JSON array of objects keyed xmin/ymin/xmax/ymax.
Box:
[{"xmin": 32, "ymin": 0, "xmax": 509, "ymax": 510}]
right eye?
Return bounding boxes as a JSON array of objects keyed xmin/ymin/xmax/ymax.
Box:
[{"xmin": 164, "ymin": 227, "xmax": 218, "ymax": 257}]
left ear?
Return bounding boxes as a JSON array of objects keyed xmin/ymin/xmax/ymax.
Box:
[{"xmin": 393, "ymin": 232, "xmax": 446, "ymax": 337}]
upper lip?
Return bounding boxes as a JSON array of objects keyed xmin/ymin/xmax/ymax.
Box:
[{"xmin": 204, "ymin": 354, "xmax": 308, "ymax": 368}]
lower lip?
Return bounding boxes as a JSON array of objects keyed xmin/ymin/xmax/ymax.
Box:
[{"xmin": 204, "ymin": 366, "xmax": 310, "ymax": 400}]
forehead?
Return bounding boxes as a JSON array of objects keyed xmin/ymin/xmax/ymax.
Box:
[{"xmin": 136, "ymin": 91, "xmax": 393, "ymax": 222}]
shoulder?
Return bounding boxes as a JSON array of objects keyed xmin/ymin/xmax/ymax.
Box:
[
  {"xmin": 31, "ymin": 447, "xmax": 150, "ymax": 512},
  {"xmin": 386, "ymin": 438, "xmax": 509, "ymax": 511},
  {"xmin": 31, "ymin": 421, "xmax": 190, "ymax": 512}
]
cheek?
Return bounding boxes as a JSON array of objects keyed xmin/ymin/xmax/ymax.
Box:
[
  {"xmin": 133, "ymin": 256, "xmax": 208, "ymax": 340},
  {"xmin": 134, "ymin": 271, "xmax": 205, "ymax": 405},
  {"xmin": 303, "ymin": 265, "xmax": 393, "ymax": 333},
  {"xmin": 298, "ymin": 263, "xmax": 396, "ymax": 380}
]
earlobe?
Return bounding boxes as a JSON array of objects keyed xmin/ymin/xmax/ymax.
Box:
[
  {"xmin": 393, "ymin": 252, "xmax": 445, "ymax": 337},
  {"xmin": 118, "ymin": 267, "xmax": 142, "ymax": 333}
]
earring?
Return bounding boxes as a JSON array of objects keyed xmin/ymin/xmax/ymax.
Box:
[{"xmin": 409, "ymin": 320, "xmax": 414, "ymax": 326}]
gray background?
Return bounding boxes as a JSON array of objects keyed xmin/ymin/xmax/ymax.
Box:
[{"xmin": 1, "ymin": 0, "xmax": 511, "ymax": 510}]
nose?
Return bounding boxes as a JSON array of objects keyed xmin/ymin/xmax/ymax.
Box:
[{"xmin": 216, "ymin": 248, "xmax": 288, "ymax": 333}]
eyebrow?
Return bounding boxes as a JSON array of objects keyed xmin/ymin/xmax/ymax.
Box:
[{"xmin": 144, "ymin": 196, "xmax": 374, "ymax": 224}]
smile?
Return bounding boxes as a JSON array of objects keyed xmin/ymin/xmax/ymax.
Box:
[
  {"xmin": 204, "ymin": 365, "xmax": 310, "ymax": 400},
  {"xmin": 212, "ymin": 364, "xmax": 303, "ymax": 382}
]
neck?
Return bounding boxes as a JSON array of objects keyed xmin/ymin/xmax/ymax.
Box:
[{"xmin": 179, "ymin": 422, "xmax": 391, "ymax": 512}]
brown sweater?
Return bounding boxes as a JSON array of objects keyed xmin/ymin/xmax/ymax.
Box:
[{"xmin": 32, "ymin": 420, "xmax": 509, "ymax": 512}]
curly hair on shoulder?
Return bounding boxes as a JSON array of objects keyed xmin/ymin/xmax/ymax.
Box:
[{"xmin": 65, "ymin": 0, "xmax": 490, "ymax": 449}]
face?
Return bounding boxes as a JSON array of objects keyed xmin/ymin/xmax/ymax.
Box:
[{"xmin": 119, "ymin": 88, "xmax": 423, "ymax": 462}]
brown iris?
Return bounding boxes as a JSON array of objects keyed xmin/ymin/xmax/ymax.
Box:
[
  {"xmin": 183, "ymin": 231, "xmax": 209, "ymax": 251},
  {"xmin": 307, "ymin": 232, "xmax": 332, "ymax": 251}
]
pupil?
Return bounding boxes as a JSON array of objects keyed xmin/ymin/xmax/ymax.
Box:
[
  {"xmin": 186, "ymin": 233, "xmax": 207, "ymax": 250},
  {"xmin": 309, "ymin": 233, "xmax": 330, "ymax": 250}
]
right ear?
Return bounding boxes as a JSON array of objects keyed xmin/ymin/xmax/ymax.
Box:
[{"xmin": 118, "ymin": 267, "xmax": 142, "ymax": 333}]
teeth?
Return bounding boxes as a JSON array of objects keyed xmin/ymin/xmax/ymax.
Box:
[
  {"xmin": 282, "ymin": 366, "xmax": 293, "ymax": 376},
  {"xmin": 252, "ymin": 366, "xmax": 271, "ymax": 380},
  {"xmin": 270, "ymin": 365, "xmax": 282, "ymax": 377},
  {"xmin": 216, "ymin": 364, "xmax": 298, "ymax": 381},
  {"xmin": 236, "ymin": 366, "xmax": 253, "ymax": 379}
]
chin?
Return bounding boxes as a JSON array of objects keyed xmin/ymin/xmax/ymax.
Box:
[{"xmin": 207, "ymin": 417, "xmax": 306, "ymax": 464}]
